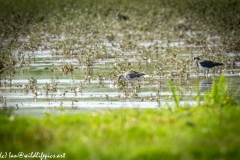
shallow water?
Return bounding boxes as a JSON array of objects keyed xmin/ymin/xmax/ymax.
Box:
[{"xmin": 1, "ymin": 36, "xmax": 240, "ymax": 116}]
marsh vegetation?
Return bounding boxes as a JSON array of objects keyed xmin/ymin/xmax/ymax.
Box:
[
  {"xmin": 0, "ymin": 0, "xmax": 239, "ymax": 114},
  {"xmin": 0, "ymin": 0, "xmax": 240, "ymax": 159}
]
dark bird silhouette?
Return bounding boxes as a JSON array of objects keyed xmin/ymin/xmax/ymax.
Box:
[
  {"xmin": 194, "ymin": 57, "xmax": 224, "ymax": 76},
  {"xmin": 117, "ymin": 13, "xmax": 129, "ymax": 21}
]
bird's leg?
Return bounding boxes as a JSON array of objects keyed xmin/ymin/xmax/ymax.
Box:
[
  {"xmin": 138, "ymin": 80, "xmax": 141, "ymax": 88},
  {"xmin": 206, "ymin": 70, "xmax": 209, "ymax": 77},
  {"xmin": 206, "ymin": 75, "xmax": 210, "ymax": 81},
  {"xmin": 130, "ymin": 82, "xmax": 134, "ymax": 88}
]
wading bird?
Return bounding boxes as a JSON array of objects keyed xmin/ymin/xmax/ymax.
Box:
[
  {"xmin": 194, "ymin": 57, "xmax": 223, "ymax": 76},
  {"xmin": 118, "ymin": 70, "xmax": 145, "ymax": 82}
]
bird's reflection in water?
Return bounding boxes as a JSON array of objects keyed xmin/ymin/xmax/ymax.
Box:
[{"xmin": 199, "ymin": 78, "xmax": 213, "ymax": 92}]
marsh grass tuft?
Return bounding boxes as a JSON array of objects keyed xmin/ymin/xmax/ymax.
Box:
[
  {"xmin": 168, "ymin": 79, "xmax": 180, "ymax": 107},
  {"xmin": 204, "ymin": 75, "xmax": 236, "ymax": 107},
  {"xmin": 0, "ymin": 106, "xmax": 15, "ymax": 117},
  {"xmin": 196, "ymin": 82, "xmax": 201, "ymax": 106}
]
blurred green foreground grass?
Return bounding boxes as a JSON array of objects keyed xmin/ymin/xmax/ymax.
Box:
[
  {"xmin": 1, "ymin": 104, "xmax": 240, "ymax": 160},
  {"xmin": 0, "ymin": 76, "xmax": 240, "ymax": 160}
]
